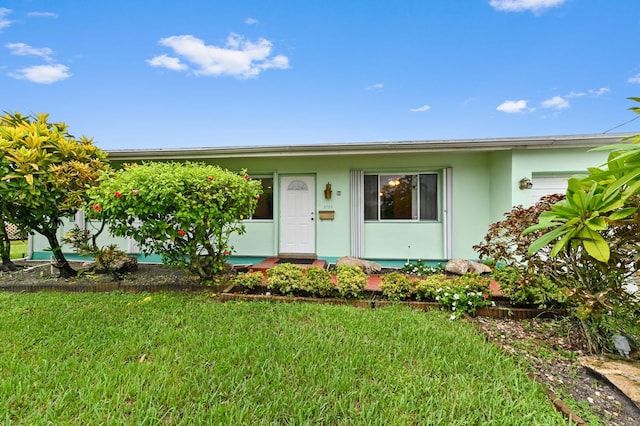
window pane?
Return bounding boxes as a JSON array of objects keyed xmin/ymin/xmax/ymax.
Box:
[
  {"xmin": 380, "ymin": 175, "xmax": 413, "ymax": 220},
  {"xmin": 419, "ymin": 174, "xmax": 438, "ymax": 221},
  {"xmin": 364, "ymin": 175, "xmax": 378, "ymax": 220},
  {"xmin": 253, "ymin": 177, "xmax": 273, "ymax": 220}
]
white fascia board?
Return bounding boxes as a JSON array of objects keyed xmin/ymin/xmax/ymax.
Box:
[{"xmin": 106, "ymin": 133, "xmax": 634, "ymax": 161}]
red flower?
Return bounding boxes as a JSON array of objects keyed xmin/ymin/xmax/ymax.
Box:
[
  {"xmin": 483, "ymin": 294, "xmax": 489, "ymax": 299},
  {"xmin": 177, "ymin": 230, "xmax": 186, "ymax": 236},
  {"xmin": 131, "ymin": 189, "xmax": 139, "ymax": 195},
  {"xmin": 223, "ymin": 250, "xmax": 231, "ymax": 256},
  {"xmin": 243, "ymin": 174, "xmax": 249, "ymax": 179},
  {"xmin": 208, "ymin": 176, "xmax": 214, "ymax": 181},
  {"xmin": 93, "ymin": 205, "xmax": 102, "ymax": 211},
  {"xmin": 114, "ymin": 191, "xmax": 122, "ymax": 198}
]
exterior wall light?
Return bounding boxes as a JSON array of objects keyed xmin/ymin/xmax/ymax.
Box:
[
  {"xmin": 324, "ymin": 182, "xmax": 332, "ymax": 199},
  {"xmin": 519, "ymin": 177, "xmax": 533, "ymax": 190}
]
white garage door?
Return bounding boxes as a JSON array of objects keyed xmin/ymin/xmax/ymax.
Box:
[{"xmin": 531, "ymin": 175, "xmax": 571, "ymax": 204}]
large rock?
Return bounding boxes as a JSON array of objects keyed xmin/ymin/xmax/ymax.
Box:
[
  {"xmin": 97, "ymin": 253, "xmax": 138, "ymax": 274},
  {"xmin": 336, "ymin": 256, "xmax": 382, "ymax": 274},
  {"xmin": 445, "ymin": 259, "xmax": 491, "ymax": 275}
]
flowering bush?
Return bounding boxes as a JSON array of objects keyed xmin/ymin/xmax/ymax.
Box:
[
  {"xmin": 434, "ymin": 274, "xmax": 492, "ymax": 319},
  {"xmin": 401, "ymin": 259, "xmax": 445, "ymax": 276},
  {"xmin": 87, "ymin": 162, "xmax": 262, "ymax": 280}
]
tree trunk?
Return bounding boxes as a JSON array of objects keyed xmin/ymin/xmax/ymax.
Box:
[
  {"xmin": 0, "ymin": 221, "xmax": 18, "ymax": 272},
  {"xmin": 44, "ymin": 231, "xmax": 77, "ymax": 277}
]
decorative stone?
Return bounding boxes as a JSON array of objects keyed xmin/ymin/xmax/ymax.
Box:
[
  {"xmin": 445, "ymin": 259, "xmax": 491, "ymax": 275},
  {"xmin": 336, "ymin": 256, "xmax": 382, "ymax": 274},
  {"xmin": 98, "ymin": 254, "xmax": 138, "ymax": 274}
]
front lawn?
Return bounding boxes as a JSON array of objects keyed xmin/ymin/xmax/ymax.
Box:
[
  {"xmin": 0, "ymin": 293, "xmax": 564, "ymax": 424},
  {"xmin": 9, "ymin": 239, "xmax": 27, "ymax": 260}
]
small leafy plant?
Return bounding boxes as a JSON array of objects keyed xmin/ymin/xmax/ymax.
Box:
[
  {"xmin": 335, "ymin": 265, "xmax": 367, "ymax": 299},
  {"xmin": 380, "ymin": 272, "xmax": 413, "ymax": 301},
  {"xmin": 435, "ymin": 274, "xmax": 492, "ymax": 319},
  {"xmin": 267, "ymin": 263, "xmax": 305, "ymax": 295},
  {"xmin": 414, "ymin": 274, "xmax": 447, "ymax": 301},
  {"xmin": 233, "ymin": 271, "xmax": 265, "ymax": 290},
  {"xmin": 304, "ymin": 267, "xmax": 335, "ymax": 297},
  {"xmin": 492, "ymin": 265, "xmax": 569, "ymax": 308},
  {"xmin": 401, "ymin": 259, "xmax": 444, "ymax": 276},
  {"xmin": 62, "ymin": 226, "xmax": 136, "ymax": 280}
]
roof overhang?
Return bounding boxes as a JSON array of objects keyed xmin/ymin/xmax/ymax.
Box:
[{"xmin": 106, "ymin": 133, "xmax": 634, "ymax": 161}]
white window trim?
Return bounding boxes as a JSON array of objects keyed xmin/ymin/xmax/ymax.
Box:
[{"xmin": 364, "ymin": 171, "xmax": 441, "ymax": 222}]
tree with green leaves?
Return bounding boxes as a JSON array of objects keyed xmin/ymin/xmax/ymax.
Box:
[
  {"xmin": 0, "ymin": 219, "xmax": 17, "ymax": 272},
  {"xmin": 0, "ymin": 112, "xmax": 110, "ymax": 277},
  {"xmin": 524, "ymin": 99, "xmax": 640, "ymax": 352},
  {"xmin": 86, "ymin": 162, "xmax": 262, "ymax": 280}
]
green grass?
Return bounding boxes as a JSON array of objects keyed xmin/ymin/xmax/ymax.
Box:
[
  {"xmin": 9, "ymin": 239, "xmax": 27, "ymax": 260},
  {"xmin": 0, "ymin": 293, "xmax": 565, "ymax": 425}
]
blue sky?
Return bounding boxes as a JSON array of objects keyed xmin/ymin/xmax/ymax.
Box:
[{"xmin": 1, "ymin": 0, "xmax": 639, "ymax": 150}]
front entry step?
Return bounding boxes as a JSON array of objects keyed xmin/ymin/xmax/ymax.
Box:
[{"xmin": 251, "ymin": 258, "xmax": 327, "ymax": 272}]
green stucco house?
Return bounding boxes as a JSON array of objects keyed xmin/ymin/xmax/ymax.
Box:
[{"xmin": 29, "ymin": 133, "xmax": 631, "ymax": 266}]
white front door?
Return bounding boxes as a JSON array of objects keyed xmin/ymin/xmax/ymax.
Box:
[{"xmin": 279, "ymin": 175, "xmax": 316, "ymax": 255}]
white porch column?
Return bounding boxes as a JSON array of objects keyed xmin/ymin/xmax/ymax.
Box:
[{"xmin": 350, "ymin": 169, "xmax": 364, "ymax": 257}]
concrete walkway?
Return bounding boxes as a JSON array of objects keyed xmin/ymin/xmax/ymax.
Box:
[{"xmin": 581, "ymin": 357, "xmax": 640, "ymax": 409}]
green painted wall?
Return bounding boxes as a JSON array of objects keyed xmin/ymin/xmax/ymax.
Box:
[
  {"xmin": 213, "ymin": 151, "xmax": 493, "ymax": 260},
  {"xmin": 487, "ymin": 151, "xmax": 513, "ymax": 222},
  {"xmin": 510, "ymin": 148, "xmax": 609, "ymax": 208},
  {"xmin": 30, "ymin": 145, "xmax": 611, "ymax": 263}
]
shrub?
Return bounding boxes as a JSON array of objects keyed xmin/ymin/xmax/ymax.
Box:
[
  {"xmin": 414, "ymin": 274, "xmax": 447, "ymax": 301},
  {"xmin": 87, "ymin": 162, "xmax": 262, "ymax": 280},
  {"xmin": 435, "ymin": 274, "xmax": 492, "ymax": 319},
  {"xmin": 304, "ymin": 267, "xmax": 335, "ymax": 297},
  {"xmin": 380, "ymin": 272, "xmax": 413, "ymax": 301},
  {"xmin": 233, "ymin": 271, "xmax": 265, "ymax": 290},
  {"xmin": 335, "ymin": 265, "xmax": 367, "ymax": 299},
  {"xmin": 401, "ymin": 259, "xmax": 444, "ymax": 276},
  {"xmin": 267, "ymin": 263, "xmax": 305, "ymax": 295},
  {"xmin": 0, "ymin": 112, "xmax": 110, "ymax": 277},
  {"xmin": 492, "ymin": 265, "xmax": 569, "ymax": 308}
]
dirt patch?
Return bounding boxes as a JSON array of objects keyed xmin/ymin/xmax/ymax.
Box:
[
  {"xmin": 474, "ymin": 316, "xmax": 640, "ymax": 425},
  {"xmin": 0, "ymin": 261, "xmax": 203, "ymax": 289}
]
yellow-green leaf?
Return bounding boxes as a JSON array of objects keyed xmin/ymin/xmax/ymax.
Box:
[{"xmin": 578, "ymin": 228, "xmax": 610, "ymax": 263}]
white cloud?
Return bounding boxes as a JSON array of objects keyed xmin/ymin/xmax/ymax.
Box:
[
  {"xmin": 6, "ymin": 42, "xmax": 54, "ymax": 61},
  {"xmin": 541, "ymin": 95, "xmax": 569, "ymax": 110},
  {"xmin": 589, "ymin": 87, "xmax": 610, "ymax": 96},
  {"xmin": 245, "ymin": 17, "xmax": 259, "ymax": 25},
  {"xmin": 9, "ymin": 64, "xmax": 71, "ymax": 84},
  {"xmin": 410, "ymin": 105, "xmax": 431, "ymax": 112},
  {"xmin": 146, "ymin": 54, "xmax": 188, "ymax": 71},
  {"xmin": 366, "ymin": 83, "xmax": 383, "ymax": 91},
  {"xmin": 0, "ymin": 8, "xmax": 12, "ymax": 32},
  {"xmin": 566, "ymin": 87, "xmax": 610, "ymax": 97},
  {"xmin": 630, "ymin": 74, "xmax": 640, "ymax": 84},
  {"xmin": 148, "ymin": 33, "xmax": 290, "ymax": 79},
  {"xmin": 496, "ymin": 99, "xmax": 530, "ymax": 113},
  {"xmin": 489, "ymin": 0, "xmax": 566, "ymax": 13},
  {"xmin": 27, "ymin": 11, "xmax": 58, "ymax": 18}
]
